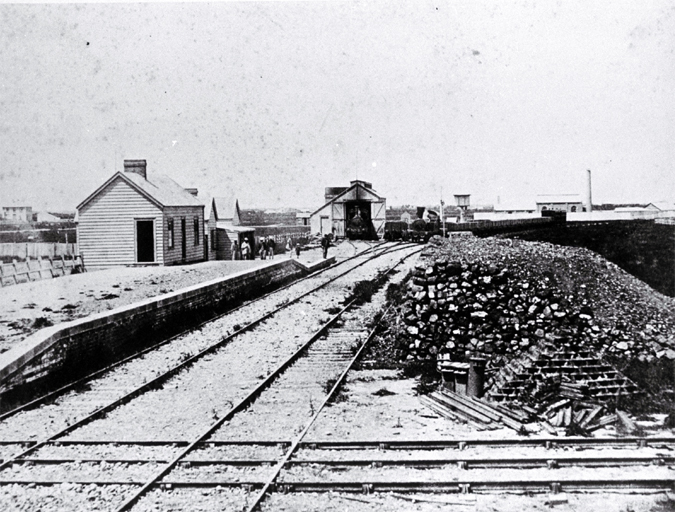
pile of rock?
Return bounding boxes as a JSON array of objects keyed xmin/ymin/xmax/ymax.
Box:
[{"xmin": 386, "ymin": 235, "xmax": 675, "ymax": 398}]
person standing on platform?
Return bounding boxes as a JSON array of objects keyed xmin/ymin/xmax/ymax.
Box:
[
  {"xmin": 286, "ymin": 237, "xmax": 293, "ymax": 258},
  {"xmin": 260, "ymin": 237, "xmax": 268, "ymax": 260},
  {"xmin": 268, "ymin": 236, "xmax": 276, "ymax": 259},
  {"xmin": 231, "ymin": 240, "xmax": 239, "ymax": 260},
  {"xmin": 241, "ymin": 238, "xmax": 250, "ymax": 260}
]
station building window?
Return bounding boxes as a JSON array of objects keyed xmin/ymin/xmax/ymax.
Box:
[
  {"xmin": 168, "ymin": 219, "xmax": 175, "ymax": 249},
  {"xmin": 194, "ymin": 217, "xmax": 200, "ymax": 246}
]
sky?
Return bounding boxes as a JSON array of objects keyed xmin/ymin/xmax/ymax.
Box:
[{"xmin": 0, "ymin": 0, "xmax": 674, "ymax": 211}]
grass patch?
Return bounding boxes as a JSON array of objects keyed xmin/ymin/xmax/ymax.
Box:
[
  {"xmin": 323, "ymin": 377, "xmax": 349, "ymax": 405},
  {"xmin": 346, "ymin": 280, "xmax": 377, "ymax": 305}
]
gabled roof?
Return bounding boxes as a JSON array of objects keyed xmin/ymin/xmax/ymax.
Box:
[
  {"xmin": 77, "ymin": 171, "xmax": 203, "ymax": 211},
  {"xmin": 310, "ymin": 181, "xmax": 384, "ymax": 216},
  {"xmin": 211, "ymin": 197, "xmax": 241, "ymax": 223},
  {"xmin": 646, "ymin": 201, "xmax": 675, "ymax": 211}
]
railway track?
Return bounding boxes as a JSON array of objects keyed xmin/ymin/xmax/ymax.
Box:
[
  {"xmin": 0, "ymin": 241, "xmax": 391, "ymax": 422},
  {"xmin": 0, "ymin": 242, "xmax": 411, "ymax": 441},
  {"xmin": 0, "ymin": 242, "xmax": 424, "ymax": 510},
  {"xmin": 1, "ymin": 242, "xmax": 672, "ymax": 511}
]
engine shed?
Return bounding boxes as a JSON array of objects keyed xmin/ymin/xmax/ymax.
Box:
[{"xmin": 309, "ymin": 180, "xmax": 386, "ymax": 240}]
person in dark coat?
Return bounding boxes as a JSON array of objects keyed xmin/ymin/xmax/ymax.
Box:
[
  {"xmin": 267, "ymin": 236, "xmax": 276, "ymax": 259},
  {"xmin": 321, "ymin": 234, "xmax": 330, "ymax": 259}
]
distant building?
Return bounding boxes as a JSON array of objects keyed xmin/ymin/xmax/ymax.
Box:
[
  {"xmin": 536, "ymin": 194, "xmax": 585, "ymax": 213},
  {"xmin": 296, "ymin": 211, "xmax": 311, "ymax": 226},
  {"xmin": 2, "ymin": 205, "xmax": 33, "ymax": 222},
  {"xmin": 34, "ymin": 211, "xmax": 61, "ymax": 223},
  {"xmin": 474, "ymin": 200, "xmax": 540, "ymax": 221},
  {"xmin": 494, "ymin": 201, "xmax": 537, "ymax": 214},
  {"xmin": 76, "ymin": 160, "xmax": 205, "ymax": 269},
  {"xmin": 386, "ymin": 206, "xmax": 418, "ymax": 224},
  {"xmin": 309, "ymin": 180, "xmax": 386, "ymax": 239}
]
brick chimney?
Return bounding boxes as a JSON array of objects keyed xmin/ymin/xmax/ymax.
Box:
[
  {"xmin": 124, "ymin": 160, "xmax": 147, "ymax": 180},
  {"xmin": 185, "ymin": 188, "xmax": 199, "ymax": 197}
]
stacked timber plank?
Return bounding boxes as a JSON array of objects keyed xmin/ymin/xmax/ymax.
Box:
[{"xmin": 421, "ymin": 389, "xmax": 526, "ymax": 432}]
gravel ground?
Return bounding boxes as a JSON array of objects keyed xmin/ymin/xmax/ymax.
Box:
[
  {"xmin": 292, "ymin": 445, "xmax": 673, "ymax": 461},
  {"xmin": 132, "ymin": 487, "xmax": 251, "ymax": 512},
  {"xmin": 1, "ymin": 461, "xmax": 160, "ymax": 483},
  {"xmin": 0, "ymin": 242, "xmax": 393, "ymax": 443},
  {"xmin": 304, "ymin": 368, "xmax": 670, "ymax": 441},
  {"xmin": 186, "ymin": 444, "xmax": 287, "ymax": 461},
  {"xmin": 33, "ymin": 444, "xmax": 182, "ymax": 461},
  {"xmin": 262, "ymin": 491, "xmax": 672, "ymax": 512},
  {"xmin": 162, "ymin": 464, "xmax": 275, "ymax": 483},
  {"xmin": 305, "ymin": 369, "xmax": 494, "ymax": 441},
  {"xmin": 0, "ymin": 483, "xmax": 133, "ymax": 512}
]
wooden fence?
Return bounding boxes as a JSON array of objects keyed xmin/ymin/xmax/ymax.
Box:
[
  {"xmin": 0, "ymin": 255, "xmax": 84, "ymax": 287},
  {"xmin": 0, "ymin": 242, "xmax": 78, "ymax": 260}
]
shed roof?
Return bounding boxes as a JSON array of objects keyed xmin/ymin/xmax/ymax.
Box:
[
  {"xmin": 215, "ymin": 221, "xmax": 253, "ymax": 232},
  {"xmin": 77, "ymin": 171, "xmax": 203, "ymax": 210}
]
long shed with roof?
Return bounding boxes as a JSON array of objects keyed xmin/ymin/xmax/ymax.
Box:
[{"xmin": 76, "ymin": 160, "xmax": 205, "ymax": 269}]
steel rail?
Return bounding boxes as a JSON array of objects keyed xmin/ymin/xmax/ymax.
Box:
[
  {"xmin": 4, "ymin": 436, "xmax": 674, "ymax": 451},
  {"xmin": 0, "ymin": 478, "xmax": 671, "ymax": 494},
  {"xmin": 0, "ymin": 243, "xmax": 415, "ymax": 475},
  {"xmin": 0, "ymin": 241, "xmax": 391, "ymax": 422},
  {"xmin": 110, "ymin": 245, "xmax": 424, "ymax": 512},
  {"xmin": 8, "ymin": 454, "xmax": 672, "ymax": 468},
  {"xmin": 112, "ymin": 246, "xmax": 420, "ymax": 512},
  {"xmin": 296, "ymin": 437, "xmax": 675, "ymax": 450},
  {"xmin": 265, "ymin": 478, "xmax": 675, "ymax": 494}
]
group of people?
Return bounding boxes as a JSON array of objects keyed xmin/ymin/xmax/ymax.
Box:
[
  {"xmin": 230, "ymin": 236, "xmax": 305, "ymax": 260},
  {"xmin": 229, "ymin": 238, "xmax": 251, "ymax": 260},
  {"xmin": 258, "ymin": 236, "xmax": 277, "ymax": 260}
]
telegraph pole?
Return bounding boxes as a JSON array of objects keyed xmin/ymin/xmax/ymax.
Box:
[{"xmin": 440, "ymin": 187, "xmax": 446, "ymax": 237}]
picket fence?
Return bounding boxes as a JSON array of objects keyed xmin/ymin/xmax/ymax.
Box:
[{"xmin": 0, "ymin": 254, "xmax": 84, "ymax": 287}]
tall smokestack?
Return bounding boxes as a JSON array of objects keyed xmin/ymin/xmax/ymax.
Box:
[
  {"xmin": 124, "ymin": 160, "xmax": 147, "ymax": 180},
  {"xmin": 586, "ymin": 169, "xmax": 593, "ymax": 212}
]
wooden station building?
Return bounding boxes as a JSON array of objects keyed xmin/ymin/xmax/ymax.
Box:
[{"xmin": 76, "ymin": 160, "xmax": 205, "ymax": 269}]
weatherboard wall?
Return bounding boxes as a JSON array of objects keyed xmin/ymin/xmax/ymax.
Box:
[
  {"xmin": 162, "ymin": 205, "xmax": 205, "ymax": 266},
  {"xmin": 77, "ymin": 177, "xmax": 164, "ymax": 269}
]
